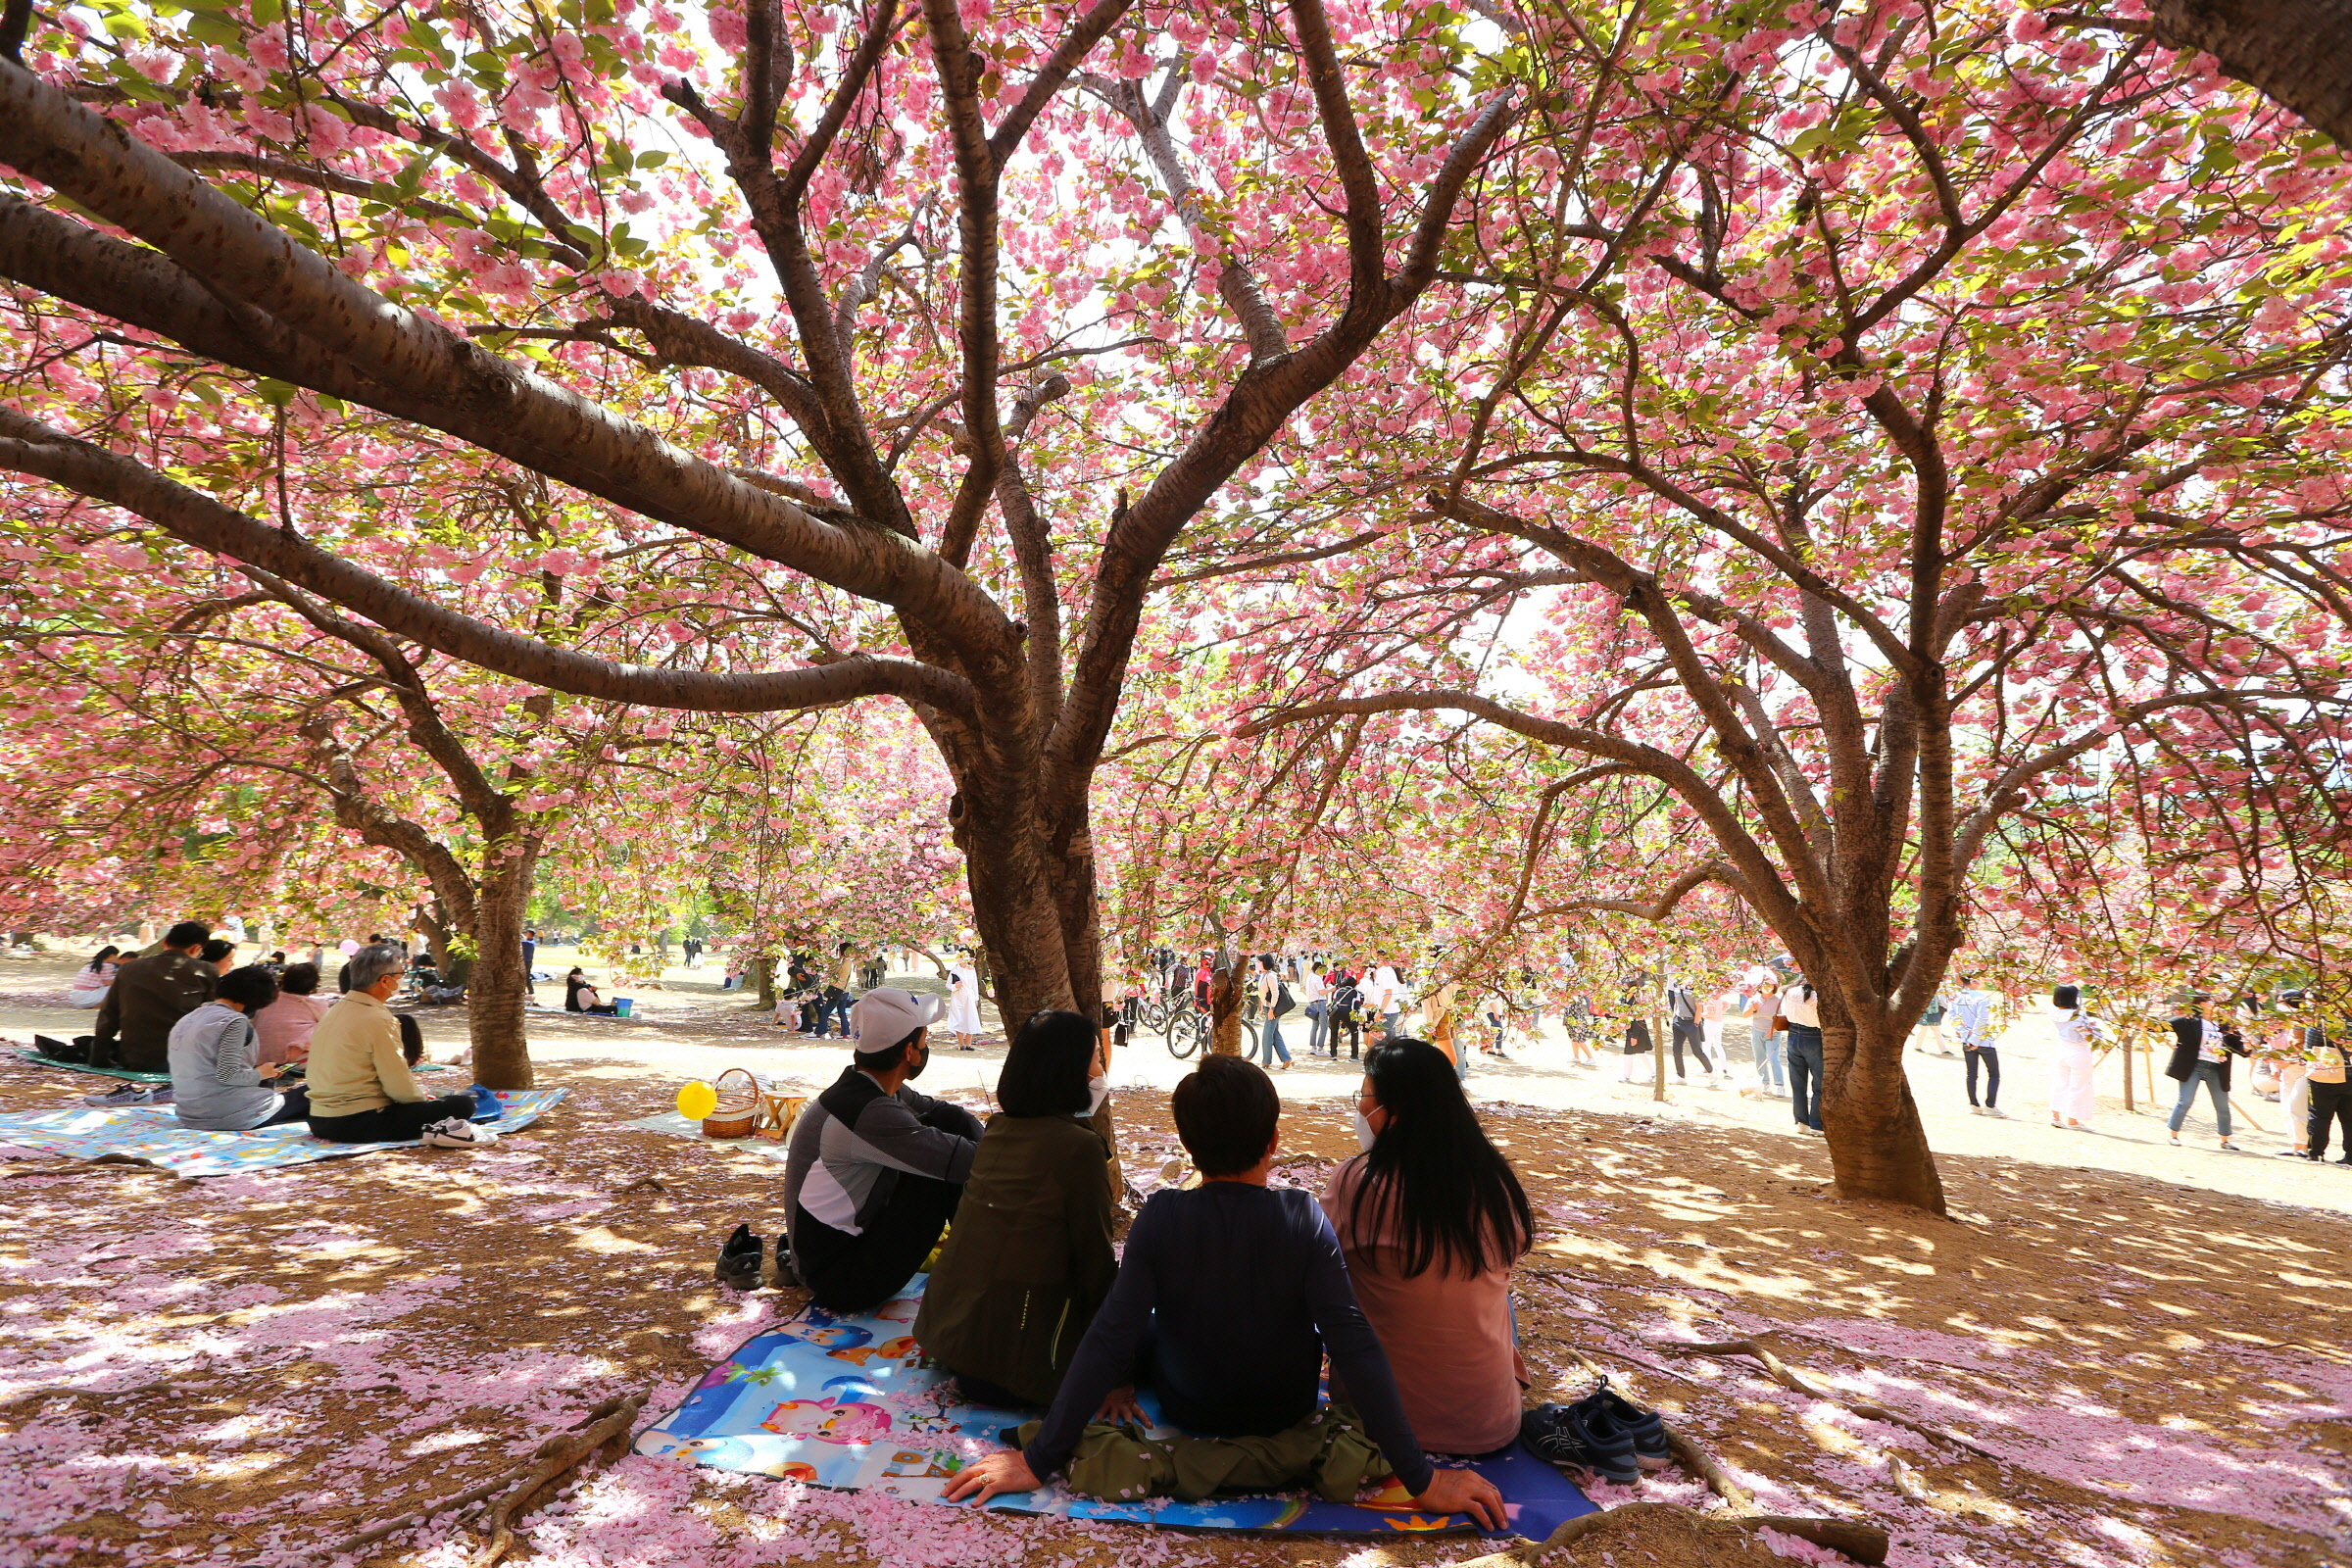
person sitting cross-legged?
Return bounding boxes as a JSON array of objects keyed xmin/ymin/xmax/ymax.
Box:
[
  {"xmin": 304, "ymin": 942, "xmax": 486, "ymax": 1146},
  {"xmin": 943, "ymin": 1054, "xmax": 1504, "ymax": 1529},
  {"xmin": 914, "ymin": 1008, "xmax": 1117, "ymax": 1408},
  {"xmin": 1324, "ymin": 1039, "xmax": 1533, "ymax": 1455},
  {"xmin": 782, "ymin": 987, "xmax": 983, "ymax": 1313},
  {"xmin": 170, "ymin": 964, "xmax": 312, "ymax": 1130}
]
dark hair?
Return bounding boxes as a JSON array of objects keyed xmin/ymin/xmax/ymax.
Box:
[
  {"xmin": 1171, "ymin": 1054, "xmax": 1279, "ymax": 1177},
  {"xmin": 2052, "ymin": 984, "xmax": 2081, "ymax": 1010},
  {"xmin": 398, "ymin": 1012, "xmax": 424, "ymax": 1066},
  {"xmin": 85, "ymin": 946, "xmax": 119, "ymax": 972},
  {"xmin": 997, "ymin": 1009, "xmax": 1098, "ymax": 1117},
  {"xmin": 164, "ymin": 920, "xmax": 212, "ymax": 949},
  {"xmin": 200, "ymin": 939, "xmax": 237, "ymax": 964},
  {"xmin": 278, "ymin": 962, "xmax": 321, "ymax": 997},
  {"xmin": 216, "ymin": 963, "xmax": 279, "ymax": 1011},
  {"xmin": 1350, "ymin": 1039, "xmax": 1533, "ymax": 1279},
  {"xmin": 853, "ymin": 1031, "xmax": 927, "ymax": 1073}
]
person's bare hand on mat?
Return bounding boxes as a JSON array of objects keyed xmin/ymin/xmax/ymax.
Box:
[
  {"xmin": 1412, "ymin": 1467, "xmax": 1506, "ymax": 1531},
  {"xmin": 944, "ymin": 1449, "xmax": 1039, "ymax": 1505},
  {"xmin": 1095, "ymin": 1385, "xmax": 1146, "ymax": 1425}
]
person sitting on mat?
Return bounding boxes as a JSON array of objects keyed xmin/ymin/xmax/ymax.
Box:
[
  {"xmin": 169, "ymin": 963, "xmax": 312, "ymax": 1131},
  {"xmin": 564, "ymin": 968, "xmax": 618, "ymax": 1015},
  {"xmin": 782, "ymin": 987, "xmax": 982, "ymax": 1314},
  {"xmin": 1323, "ymin": 1038, "xmax": 1533, "ymax": 1455},
  {"xmin": 915, "ymin": 1008, "xmax": 1117, "ymax": 1408},
  {"xmin": 91, "ymin": 919, "xmax": 217, "ymax": 1074},
  {"xmin": 304, "ymin": 943, "xmax": 486, "ymax": 1145},
  {"xmin": 253, "ymin": 961, "xmax": 330, "ymax": 1067},
  {"xmin": 944, "ymin": 1054, "xmax": 1504, "ymax": 1528}
]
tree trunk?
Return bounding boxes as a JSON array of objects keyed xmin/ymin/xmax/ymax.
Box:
[
  {"xmin": 2147, "ymin": 0, "xmax": 2352, "ymax": 149},
  {"xmin": 754, "ymin": 954, "xmax": 776, "ymax": 1008},
  {"xmin": 1819, "ymin": 1017, "xmax": 1947, "ymax": 1213},
  {"xmin": 466, "ymin": 847, "xmax": 537, "ymax": 1091},
  {"xmin": 1210, "ymin": 954, "xmax": 1247, "ymax": 1055}
]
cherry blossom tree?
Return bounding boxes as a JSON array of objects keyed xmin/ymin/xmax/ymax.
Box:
[
  {"xmin": 0, "ymin": 0, "xmax": 1514, "ymax": 1028},
  {"xmin": 1241, "ymin": 1, "xmax": 2352, "ymax": 1211}
]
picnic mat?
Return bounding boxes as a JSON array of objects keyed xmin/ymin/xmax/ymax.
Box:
[
  {"xmin": 636, "ymin": 1275, "xmax": 1593, "ymax": 1537},
  {"xmin": 15, "ymin": 1051, "xmax": 171, "ymax": 1084},
  {"xmin": 0, "ymin": 1088, "xmax": 567, "ymax": 1177},
  {"xmin": 16, "ymin": 1049, "xmax": 453, "ymax": 1083},
  {"xmin": 624, "ymin": 1110, "xmax": 793, "ymax": 1164}
]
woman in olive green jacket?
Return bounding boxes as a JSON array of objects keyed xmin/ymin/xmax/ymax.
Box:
[{"xmin": 916, "ymin": 1010, "xmax": 1117, "ymax": 1408}]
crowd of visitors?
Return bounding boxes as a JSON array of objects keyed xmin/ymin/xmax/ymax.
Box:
[{"xmin": 51, "ymin": 922, "xmax": 497, "ymax": 1150}]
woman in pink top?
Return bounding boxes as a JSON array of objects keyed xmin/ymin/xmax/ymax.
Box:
[
  {"xmin": 252, "ymin": 961, "xmax": 332, "ymax": 1066},
  {"xmin": 1319, "ymin": 1038, "xmax": 1533, "ymax": 1453}
]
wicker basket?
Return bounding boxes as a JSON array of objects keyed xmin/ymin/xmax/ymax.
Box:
[{"xmin": 703, "ymin": 1067, "xmax": 760, "ymax": 1139}]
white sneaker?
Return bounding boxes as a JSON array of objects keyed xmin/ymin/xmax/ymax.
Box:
[
  {"xmin": 420, "ymin": 1117, "xmax": 496, "ymax": 1149},
  {"xmin": 1984, "ymin": 1107, "xmax": 2007, "ymax": 1119}
]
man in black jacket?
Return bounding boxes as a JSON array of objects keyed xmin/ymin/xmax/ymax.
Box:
[
  {"xmin": 91, "ymin": 920, "xmax": 216, "ymax": 1076},
  {"xmin": 2165, "ymin": 995, "xmax": 2247, "ymax": 1151}
]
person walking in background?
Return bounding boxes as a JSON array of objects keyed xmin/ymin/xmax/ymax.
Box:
[
  {"xmin": 2046, "ymin": 984, "xmax": 2103, "ymax": 1130},
  {"xmin": 1913, "ymin": 991, "xmax": 1950, "ymax": 1054},
  {"xmin": 1301, "ymin": 959, "xmax": 1331, "ymax": 1058},
  {"xmin": 1948, "ymin": 975, "xmax": 2004, "ymax": 1116},
  {"xmin": 682, "ymin": 934, "xmax": 703, "ymax": 969},
  {"xmin": 944, "ymin": 949, "xmax": 984, "ymax": 1051},
  {"xmin": 1781, "ymin": 979, "xmax": 1826, "ymax": 1134},
  {"xmin": 1256, "ymin": 955, "xmax": 1294, "ymax": 1072},
  {"xmin": 1328, "ymin": 967, "xmax": 1367, "ymax": 1062},
  {"xmin": 1664, "ymin": 978, "xmax": 1715, "ymax": 1086},
  {"xmin": 520, "ymin": 928, "xmax": 539, "ymax": 1005},
  {"xmin": 1748, "ymin": 978, "xmax": 1787, "ymax": 1095},
  {"xmin": 2300, "ymin": 1011, "xmax": 2351, "ymax": 1163},
  {"xmin": 2166, "ymin": 996, "xmax": 2246, "ymax": 1151}
]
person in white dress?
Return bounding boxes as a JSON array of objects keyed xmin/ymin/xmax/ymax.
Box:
[
  {"xmin": 944, "ymin": 951, "xmax": 983, "ymax": 1050},
  {"xmin": 2047, "ymin": 984, "xmax": 2103, "ymax": 1129}
]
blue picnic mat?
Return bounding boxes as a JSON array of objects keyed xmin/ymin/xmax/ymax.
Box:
[
  {"xmin": 0, "ymin": 1088, "xmax": 567, "ymax": 1177},
  {"xmin": 16, "ymin": 1049, "xmax": 454, "ymax": 1082},
  {"xmin": 636, "ymin": 1274, "xmax": 1592, "ymax": 1537}
]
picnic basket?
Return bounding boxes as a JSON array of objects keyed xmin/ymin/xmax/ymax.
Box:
[{"xmin": 703, "ymin": 1067, "xmax": 760, "ymax": 1139}]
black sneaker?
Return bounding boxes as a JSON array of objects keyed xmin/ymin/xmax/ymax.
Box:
[
  {"xmin": 772, "ymin": 1233, "xmax": 800, "ymax": 1289},
  {"xmin": 716, "ymin": 1223, "xmax": 764, "ymax": 1292},
  {"xmin": 1592, "ymin": 1384, "xmax": 1670, "ymax": 1470},
  {"xmin": 1567, "ymin": 1397, "xmax": 1642, "ymax": 1484},
  {"xmin": 1519, "ymin": 1404, "xmax": 1592, "ymax": 1470}
]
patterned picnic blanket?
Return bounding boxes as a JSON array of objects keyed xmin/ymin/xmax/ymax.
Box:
[
  {"xmin": 637, "ymin": 1275, "xmax": 1593, "ymax": 1537},
  {"xmin": 0, "ymin": 1088, "xmax": 567, "ymax": 1177}
]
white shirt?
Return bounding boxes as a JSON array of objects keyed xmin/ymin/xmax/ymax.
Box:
[
  {"xmin": 1781, "ymin": 988, "xmax": 1821, "ymax": 1028},
  {"xmin": 1371, "ymin": 965, "xmax": 1401, "ymax": 1011},
  {"xmin": 1299, "ymin": 968, "xmax": 1326, "ymax": 1004}
]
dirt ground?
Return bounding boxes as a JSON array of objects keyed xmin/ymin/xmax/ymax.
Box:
[{"xmin": 0, "ymin": 950, "xmax": 2345, "ymax": 1568}]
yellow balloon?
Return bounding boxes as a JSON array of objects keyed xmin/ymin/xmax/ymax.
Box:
[{"xmin": 676, "ymin": 1081, "xmax": 717, "ymax": 1121}]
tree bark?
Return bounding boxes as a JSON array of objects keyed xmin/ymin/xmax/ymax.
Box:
[
  {"xmin": 465, "ymin": 845, "xmax": 538, "ymax": 1090},
  {"xmin": 1819, "ymin": 1015, "xmax": 1946, "ymax": 1212},
  {"xmin": 2145, "ymin": 0, "xmax": 2352, "ymax": 150}
]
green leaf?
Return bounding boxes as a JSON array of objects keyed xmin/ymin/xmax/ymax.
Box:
[
  {"xmin": 254, "ymin": 377, "xmax": 297, "ymax": 408},
  {"xmin": 185, "ymin": 11, "xmax": 242, "ymax": 44}
]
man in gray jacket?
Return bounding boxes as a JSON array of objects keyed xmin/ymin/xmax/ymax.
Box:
[{"xmin": 782, "ymin": 987, "xmax": 982, "ymax": 1312}]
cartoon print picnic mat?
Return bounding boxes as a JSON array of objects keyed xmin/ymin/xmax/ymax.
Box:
[
  {"xmin": 637, "ymin": 1275, "xmax": 1594, "ymax": 1537},
  {"xmin": 0, "ymin": 1088, "xmax": 567, "ymax": 1177},
  {"xmin": 16, "ymin": 1048, "xmax": 457, "ymax": 1083}
]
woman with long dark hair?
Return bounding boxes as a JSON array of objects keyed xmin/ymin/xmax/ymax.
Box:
[
  {"xmin": 914, "ymin": 1008, "xmax": 1117, "ymax": 1407},
  {"xmin": 67, "ymin": 945, "xmax": 121, "ymax": 1007},
  {"xmin": 1321, "ymin": 1038, "xmax": 1533, "ymax": 1453}
]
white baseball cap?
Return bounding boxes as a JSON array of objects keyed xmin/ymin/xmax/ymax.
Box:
[{"xmin": 851, "ymin": 987, "xmax": 946, "ymax": 1051}]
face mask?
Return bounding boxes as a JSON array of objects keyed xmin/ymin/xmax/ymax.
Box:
[
  {"xmin": 1084, "ymin": 1075, "xmax": 1108, "ymax": 1119},
  {"xmin": 1349, "ymin": 1106, "xmax": 1377, "ymax": 1152},
  {"xmin": 903, "ymin": 1045, "xmax": 929, "ymax": 1082}
]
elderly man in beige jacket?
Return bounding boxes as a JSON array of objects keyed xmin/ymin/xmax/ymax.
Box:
[{"xmin": 305, "ymin": 942, "xmax": 486, "ymax": 1146}]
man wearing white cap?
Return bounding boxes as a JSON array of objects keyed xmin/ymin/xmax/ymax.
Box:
[{"xmin": 781, "ymin": 986, "xmax": 985, "ymax": 1312}]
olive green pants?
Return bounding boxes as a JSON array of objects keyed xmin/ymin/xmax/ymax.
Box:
[{"xmin": 1013, "ymin": 1404, "xmax": 1389, "ymax": 1505}]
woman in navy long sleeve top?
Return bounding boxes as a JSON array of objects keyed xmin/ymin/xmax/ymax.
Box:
[{"xmin": 1019, "ymin": 1180, "xmax": 1433, "ymax": 1493}]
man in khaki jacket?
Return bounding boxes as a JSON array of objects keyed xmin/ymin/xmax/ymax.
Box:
[{"xmin": 305, "ymin": 943, "xmax": 482, "ymax": 1144}]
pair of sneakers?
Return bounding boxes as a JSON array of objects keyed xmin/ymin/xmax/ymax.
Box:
[
  {"xmin": 716, "ymin": 1224, "xmax": 796, "ymax": 1292},
  {"xmin": 1521, "ymin": 1382, "xmax": 1670, "ymax": 1484},
  {"xmin": 421, "ymin": 1116, "xmax": 496, "ymax": 1149}
]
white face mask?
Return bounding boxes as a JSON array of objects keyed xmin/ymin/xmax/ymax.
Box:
[
  {"xmin": 1084, "ymin": 1075, "xmax": 1108, "ymax": 1119},
  {"xmin": 1349, "ymin": 1106, "xmax": 1377, "ymax": 1152}
]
